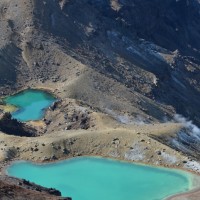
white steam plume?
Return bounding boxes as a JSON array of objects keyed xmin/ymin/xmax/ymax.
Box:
[{"xmin": 174, "ymin": 114, "xmax": 200, "ymax": 136}]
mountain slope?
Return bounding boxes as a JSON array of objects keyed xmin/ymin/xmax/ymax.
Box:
[
  {"xmin": 0, "ymin": 1, "xmax": 200, "ymax": 199},
  {"xmin": 0, "ymin": 0, "xmax": 199, "ymax": 125}
]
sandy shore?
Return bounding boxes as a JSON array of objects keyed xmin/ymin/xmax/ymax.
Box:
[{"xmin": 167, "ymin": 188, "xmax": 200, "ymax": 200}]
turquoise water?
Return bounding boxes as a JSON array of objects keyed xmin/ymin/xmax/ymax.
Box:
[
  {"xmin": 7, "ymin": 157, "xmax": 192, "ymax": 200},
  {"xmin": 4, "ymin": 89, "xmax": 56, "ymax": 121}
]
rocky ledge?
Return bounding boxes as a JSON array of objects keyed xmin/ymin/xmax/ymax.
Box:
[{"xmin": 0, "ymin": 176, "xmax": 72, "ymax": 200}]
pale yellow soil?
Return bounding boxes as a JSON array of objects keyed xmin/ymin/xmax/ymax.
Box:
[
  {"xmin": 0, "ymin": 105, "xmax": 18, "ymax": 113},
  {"xmin": 0, "ymin": 115, "xmax": 189, "ymax": 169}
]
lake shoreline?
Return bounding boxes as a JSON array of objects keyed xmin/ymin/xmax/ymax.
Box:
[
  {"xmin": 3, "ymin": 154, "xmax": 200, "ymax": 176},
  {"xmin": 166, "ymin": 187, "xmax": 200, "ymax": 200},
  {"xmin": 5, "ymin": 156, "xmax": 199, "ymax": 200},
  {"xmin": 3, "ymin": 89, "xmax": 56, "ymax": 122},
  {"xmin": 2, "ymin": 155, "xmax": 200, "ymax": 200}
]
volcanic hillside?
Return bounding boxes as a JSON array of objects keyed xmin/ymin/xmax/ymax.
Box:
[
  {"xmin": 0, "ymin": 0, "xmax": 199, "ymax": 125},
  {"xmin": 0, "ymin": 0, "xmax": 200, "ymax": 199}
]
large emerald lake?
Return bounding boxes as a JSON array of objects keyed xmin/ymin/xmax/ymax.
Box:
[
  {"xmin": 7, "ymin": 157, "xmax": 193, "ymax": 200},
  {"xmin": 4, "ymin": 89, "xmax": 56, "ymax": 121}
]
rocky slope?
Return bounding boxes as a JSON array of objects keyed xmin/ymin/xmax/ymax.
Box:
[
  {"xmin": 0, "ymin": 176, "xmax": 71, "ymax": 200},
  {"xmin": 0, "ymin": 0, "xmax": 199, "ymax": 125},
  {"xmin": 0, "ymin": 0, "xmax": 200, "ymax": 199},
  {"xmin": 0, "ymin": 0, "xmax": 200, "ymax": 157}
]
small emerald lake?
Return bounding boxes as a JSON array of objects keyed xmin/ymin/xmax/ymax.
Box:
[
  {"xmin": 4, "ymin": 89, "xmax": 56, "ymax": 121},
  {"xmin": 7, "ymin": 157, "xmax": 194, "ymax": 200}
]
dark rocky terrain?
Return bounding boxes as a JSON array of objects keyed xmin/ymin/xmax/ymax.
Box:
[
  {"xmin": 0, "ymin": 176, "xmax": 71, "ymax": 200},
  {"xmin": 0, "ymin": 0, "xmax": 200, "ymax": 199},
  {"xmin": 0, "ymin": 113, "xmax": 37, "ymax": 137},
  {"xmin": 0, "ymin": 0, "xmax": 199, "ymax": 125}
]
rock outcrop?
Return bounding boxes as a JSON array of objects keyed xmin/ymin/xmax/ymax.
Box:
[{"xmin": 0, "ymin": 176, "xmax": 71, "ymax": 200}]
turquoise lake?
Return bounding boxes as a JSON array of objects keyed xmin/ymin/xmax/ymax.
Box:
[
  {"xmin": 7, "ymin": 157, "xmax": 193, "ymax": 200},
  {"xmin": 4, "ymin": 89, "xmax": 56, "ymax": 121}
]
